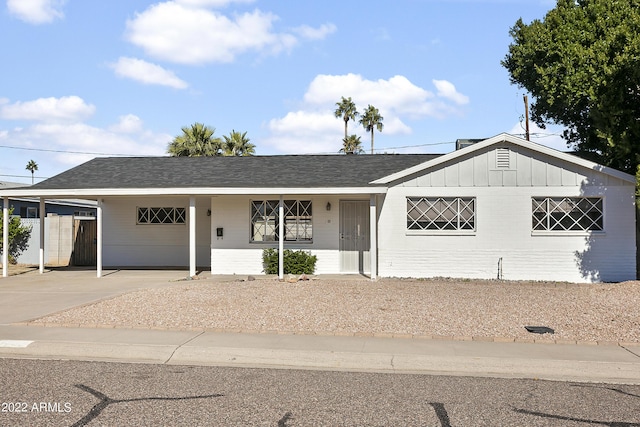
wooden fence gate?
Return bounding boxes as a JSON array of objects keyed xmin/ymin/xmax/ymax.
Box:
[{"xmin": 72, "ymin": 219, "xmax": 97, "ymax": 266}]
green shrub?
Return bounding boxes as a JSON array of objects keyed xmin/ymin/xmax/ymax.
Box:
[
  {"xmin": 262, "ymin": 248, "xmax": 317, "ymax": 275},
  {"xmin": 0, "ymin": 208, "xmax": 32, "ymax": 264}
]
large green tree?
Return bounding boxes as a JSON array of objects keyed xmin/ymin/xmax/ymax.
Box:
[
  {"xmin": 334, "ymin": 97, "xmax": 359, "ymax": 140},
  {"xmin": 502, "ymin": 0, "xmax": 640, "ymax": 174},
  {"xmin": 167, "ymin": 123, "xmax": 222, "ymax": 157},
  {"xmin": 0, "ymin": 208, "xmax": 32, "ymax": 264},
  {"xmin": 222, "ymin": 130, "xmax": 256, "ymax": 156},
  {"xmin": 359, "ymin": 104, "xmax": 384, "ymax": 154}
]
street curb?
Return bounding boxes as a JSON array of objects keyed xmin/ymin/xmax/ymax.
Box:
[{"xmin": 12, "ymin": 321, "xmax": 640, "ymax": 347}]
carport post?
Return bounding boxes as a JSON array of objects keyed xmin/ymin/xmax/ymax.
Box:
[
  {"xmin": 96, "ymin": 199, "xmax": 103, "ymax": 278},
  {"xmin": 39, "ymin": 198, "xmax": 45, "ymax": 274},
  {"xmin": 370, "ymin": 194, "xmax": 377, "ymax": 281},
  {"xmin": 189, "ymin": 196, "xmax": 196, "ymax": 277},
  {"xmin": 278, "ymin": 195, "xmax": 284, "ymax": 280},
  {"xmin": 2, "ymin": 197, "xmax": 8, "ymax": 277}
]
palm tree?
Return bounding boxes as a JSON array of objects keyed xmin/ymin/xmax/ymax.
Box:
[
  {"xmin": 359, "ymin": 104, "xmax": 384, "ymax": 154},
  {"xmin": 25, "ymin": 160, "xmax": 38, "ymax": 184},
  {"xmin": 222, "ymin": 130, "xmax": 256, "ymax": 156},
  {"xmin": 167, "ymin": 123, "xmax": 222, "ymax": 157},
  {"xmin": 334, "ymin": 96, "xmax": 359, "ymax": 140},
  {"xmin": 339, "ymin": 134, "xmax": 364, "ymax": 155}
]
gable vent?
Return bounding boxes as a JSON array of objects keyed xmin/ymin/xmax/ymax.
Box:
[{"xmin": 496, "ymin": 148, "xmax": 510, "ymax": 169}]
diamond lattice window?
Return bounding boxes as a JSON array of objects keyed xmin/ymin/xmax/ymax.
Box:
[
  {"xmin": 137, "ymin": 207, "xmax": 186, "ymax": 224},
  {"xmin": 407, "ymin": 197, "xmax": 475, "ymax": 231},
  {"xmin": 532, "ymin": 197, "xmax": 603, "ymax": 231},
  {"xmin": 251, "ymin": 200, "xmax": 312, "ymax": 242}
]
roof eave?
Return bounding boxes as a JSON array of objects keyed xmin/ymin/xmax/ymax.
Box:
[{"xmin": 0, "ymin": 186, "xmax": 389, "ymax": 199}]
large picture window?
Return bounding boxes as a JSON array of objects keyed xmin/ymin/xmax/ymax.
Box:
[
  {"xmin": 137, "ymin": 207, "xmax": 186, "ymax": 224},
  {"xmin": 407, "ymin": 197, "xmax": 475, "ymax": 231},
  {"xmin": 251, "ymin": 200, "xmax": 312, "ymax": 242},
  {"xmin": 532, "ymin": 197, "xmax": 603, "ymax": 231}
]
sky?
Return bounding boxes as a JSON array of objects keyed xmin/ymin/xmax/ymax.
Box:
[{"xmin": 0, "ymin": 0, "xmax": 567, "ymax": 184}]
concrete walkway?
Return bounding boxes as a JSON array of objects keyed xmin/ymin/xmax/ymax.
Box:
[{"xmin": 1, "ymin": 269, "xmax": 639, "ymax": 384}]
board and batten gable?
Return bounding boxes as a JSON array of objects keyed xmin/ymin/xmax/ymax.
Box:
[{"xmin": 377, "ymin": 142, "xmax": 636, "ymax": 283}]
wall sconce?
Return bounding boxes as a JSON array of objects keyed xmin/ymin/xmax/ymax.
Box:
[
  {"xmin": 207, "ymin": 209, "xmax": 211, "ymax": 216},
  {"xmin": 326, "ymin": 202, "xmax": 331, "ymax": 211}
]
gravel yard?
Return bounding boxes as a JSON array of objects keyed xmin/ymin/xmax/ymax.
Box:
[{"xmin": 30, "ymin": 277, "xmax": 640, "ymax": 344}]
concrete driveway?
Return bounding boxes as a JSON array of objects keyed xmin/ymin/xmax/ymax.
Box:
[{"xmin": 0, "ymin": 268, "xmax": 189, "ymax": 324}]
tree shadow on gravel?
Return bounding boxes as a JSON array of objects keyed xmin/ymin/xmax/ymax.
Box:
[{"xmin": 71, "ymin": 384, "xmax": 224, "ymax": 427}]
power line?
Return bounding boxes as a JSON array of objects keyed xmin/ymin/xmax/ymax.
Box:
[
  {"xmin": 0, "ymin": 144, "xmax": 137, "ymax": 156},
  {"xmin": 0, "ymin": 133, "xmax": 566, "ymax": 158},
  {"xmin": 0, "ymin": 174, "xmax": 44, "ymax": 179}
]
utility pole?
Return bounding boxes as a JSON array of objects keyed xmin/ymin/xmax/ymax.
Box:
[{"xmin": 523, "ymin": 95, "xmax": 530, "ymax": 141}]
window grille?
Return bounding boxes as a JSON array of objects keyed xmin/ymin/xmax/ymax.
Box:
[
  {"xmin": 532, "ymin": 197, "xmax": 603, "ymax": 231},
  {"xmin": 407, "ymin": 197, "xmax": 475, "ymax": 231},
  {"xmin": 137, "ymin": 207, "xmax": 186, "ymax": 224},
  {"xmin": 251, "ymin": 200, "xmax": 312, "ymax": 242}
]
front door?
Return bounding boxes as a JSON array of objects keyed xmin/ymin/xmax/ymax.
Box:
[{"xmin": 339, "ymin": 200, "xmax": 370, "ymax": 273}]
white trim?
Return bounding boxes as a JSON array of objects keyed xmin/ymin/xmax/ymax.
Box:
[
  {"xmin": 371, "ymin": 133, "xmax": 636, "ymax": 185},
  {"xmin": 0, "ymin": 187, "xmax": 388, "ymax": 199}
]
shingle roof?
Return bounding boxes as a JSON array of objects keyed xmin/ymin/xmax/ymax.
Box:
[{"xmin": 30, "ymin": 154, "xmax": 441, "ymax": 190}]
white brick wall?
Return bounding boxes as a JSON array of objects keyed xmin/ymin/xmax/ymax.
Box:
[{"xmin": 377, "ymin": 182, "xmax": 636, "ymax": 283}]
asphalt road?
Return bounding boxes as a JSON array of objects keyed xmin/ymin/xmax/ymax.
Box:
[{"xmin": 1, "ymin": 359, "xmax": 639, "ymax": 426}]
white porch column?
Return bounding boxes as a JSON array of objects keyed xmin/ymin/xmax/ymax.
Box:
[
  {"xmin": 96, "ymin": 199, "xmax": 103, "ymax": 278},
  {"xmin": 39, "ymin": 198, "xmax": 45, "ymax": 274},
  {"xmin": 2, "ymin": 197, "xmax": 8, "ymax": 278},
  {"xmin": 189, "ymin": 196, "xmax": 196, "ymax": 277},
  {"xmin": 369, "ymin": 194, "xmax": 377, "ymax": 281},
  {"xmin": 278, "ymin": 195, "xmax": 284, "ymax": 280}
]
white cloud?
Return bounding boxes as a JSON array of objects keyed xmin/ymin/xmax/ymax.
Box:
[
  {"xmin": 303, "ymin": 74, "xmax": 464, "ymax": 119},
  {"xmin": 262, "ymin": 111, "xmax": 343, "ymax": 154},
  {"xmin": 109, "ymin": 114, "xmax": 144, "ymax": 134},
  {"xmin": 110, "ymin": 57, "xmax": 188, "ymax": 89},
  {"xmin": 263, "ymin": 73, "xmax": 468, "ymax": 154},
  {"xmin": 433, "ymin": 79, "xmax": 469, "ymax": 105},
  {"xmin": 175, "ymin": 0, "xmax": 254, "ymax": 7},
  {"xmin": 125, "ymin": 1, "xmax": 333, "ymax": 64},
  {"xmin": 0, "ymin": 96, "xmax": 95, "ymax": 122},
  {"xmin": 7, "ymin": 0, "xmax": 66, "ymax": 24},
  {"xmin": 292, "ymin": 23, "xmax": 337, "ymax": 40},
  {"xmin": 7, "ymin": 121, "xmax": 170, "ymax": 167}
]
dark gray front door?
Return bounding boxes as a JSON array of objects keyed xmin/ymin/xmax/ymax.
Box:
[{"xmin": 339, "ymin": 200, "xmax": 370, "ymax": 273}]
